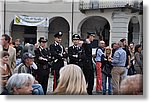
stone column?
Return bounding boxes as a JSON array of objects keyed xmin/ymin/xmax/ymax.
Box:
[
  {"xmin": 0, "ymin": 1, "xmax": 2, "ymax": 36},
  {"xmin": 138, "ymin": 15, "xmax": 143, "ymax": 45},
  {"xmin": 0, "ymin": 1, "xmax": 2, "ymax": 94},
  {"xmin": 69, "ymin": 31, "xmax": 73, "ymax": 46}
]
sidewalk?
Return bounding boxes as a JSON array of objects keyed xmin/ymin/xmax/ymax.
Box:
[{"xmin": 46, "ymin": 74, "xmax": 102, "ymax": 95}]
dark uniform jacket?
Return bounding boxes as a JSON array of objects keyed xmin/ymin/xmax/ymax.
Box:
[
  {"xmin": 49, "ymin": 42, "xmax": 66, "ymax": 70},
  {"xmin": 35, "ymin": 46, "xmax": 51, "ymax": 75},
  {"xmin": 68, "ymin": 45, "xmax": 85, "ymax": 68},
  {"xmin": 82, "ymin": 39, "xmax": 94, "ymax": 70}
]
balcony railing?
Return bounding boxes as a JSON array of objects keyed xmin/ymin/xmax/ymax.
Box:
[{"xmin": 79, "ymin": 0, "xmax": 143, "ymax": 13}]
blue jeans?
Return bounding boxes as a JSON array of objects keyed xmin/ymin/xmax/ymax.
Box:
[
  {"xmin": 32, "ymin": 84, "xmax": 44, "ymax": 95},
  {"xmin": 102, "ymin": 73, "xmax": 112, "ymax": 95}
]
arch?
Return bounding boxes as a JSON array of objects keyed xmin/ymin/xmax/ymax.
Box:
[
  {"xmin": 48, "ymin": 16, "xmax": 70, "ymax": 48},
  {"xmin": 9, "ymin": 20, "xmax": 37, "ymax": 45},
  {"xmin": 128, "ymin": 16, "xmax": 140, "ymax": 45},
  {"xmin": 78, "ymin": 16, "xmax": 110, "ymax": 47}
]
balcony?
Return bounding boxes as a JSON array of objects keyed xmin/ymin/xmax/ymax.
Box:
[{"xmin": 79, "ymin": 0, "xmax": 143, "ymax": 14}]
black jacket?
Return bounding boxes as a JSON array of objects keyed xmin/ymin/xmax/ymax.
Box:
[
  {"xmin": 101, "ymin": 54, "xmax": 113, "ymax": 77},
  {"xmin": 68, "ymin": 45, "xmax": 85, "ymax": 68},
  {"xmin": 35, "ymin": 46, "xmax": 51, "ymax": 75},
  {"xmin": 49, "ymin": 43, "xmax": 67, "ymax": 70}
]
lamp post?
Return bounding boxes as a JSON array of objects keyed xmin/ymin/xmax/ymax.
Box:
[
  {"xmin": 69, "ymin": 0, "xmax": 74, "ymax": 46},
  {"xmin": 71, "ymin": 0, "xmax": 74, "ymax": 35},
  {"xmin": 4, "ymin": 0, "xmax": 6, "ymax": 34}
]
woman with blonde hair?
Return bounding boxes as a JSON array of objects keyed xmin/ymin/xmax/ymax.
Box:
[
  {"xmin": 101, "ymin": 46, "xmax": 113, "ymax": 95},
  {"xmin": 54, "ymin": 64, "xmax": 87, "ymax": 95}
]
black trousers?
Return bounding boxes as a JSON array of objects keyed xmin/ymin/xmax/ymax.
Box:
[
  {"xmin": 36, "ymin": 68, "xmax": 50, "ymax": 95},
  {"xmin": 53, "ymin": 69, "xmax": 60, "ymax": 91},
  {"xmin": 83, "ymin": 61, "xmax": 94, "ymax": 95}
]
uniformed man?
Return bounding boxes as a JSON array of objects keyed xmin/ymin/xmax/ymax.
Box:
[
  {"xmin": 82, "ymin": 32, "xmax": 95, "ymax": 95},
  {"xmin": 49, "ymin": 31, "xmax": 67, "ymax": 91},
  {"xmin": 68, "ymin": 34, "xmax": 85, "ymax": 69},
  {"xmin": 35, "ymin": 37, "xmax": 51, "ymax": 94}
]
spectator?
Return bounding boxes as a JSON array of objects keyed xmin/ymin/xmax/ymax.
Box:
[
  {"xmin": 13, "ymin": 52, "xmax": 35, "ymax": 74},
  {"xmin": 9, "ymin": 37, "xmax": 15, "ymax": 48},
  {"xmin": 101, "ymin": 47, "xmax": 113, "ymax": 95},
  {"xmin": 1, "ymin": 34, "xmax": 16, "ymax": 73},
  {"xmin": 13, "ymin": 52, "xmax": 44, "ymax": 95},
  {"xmin": 14, "ymin": 52, "xmax": 37, "ymax": 76},
  {"xmin": 0, "ymin": 51, "xmax": 12, "ymax": 88},
  {"xmin": 128, "ymin": 42, "xmax": 135, "ymax": 75},
  {"xmin": 24, "ymin": 43, "xmax": 35, "ymax": 56},
  {"xmin": 54, "ymin": 64, "xmax": 87, "ymax": 95},
  {"xmin": 1, "ymin": 73, "xmax": 34, "ymax": 95},
  {"xmin": 120, "ymin": 38, "xmax": 131, "ymax": 79},
  {"xmin": 111, "ymin": 41, "xmax": 126, "ymax": 95},
  {"xmin": 95, "ymin": 40, "xmax": 105, "ymax": 93},
  {"xmin": 134, "ymin": 44, "xmax": 143, "ymax": 74},
  {"xmin": 14, "ymin": 39, "xmax": 24, "ymax": 66},
  {"xmin": 111, "ymin": 43, "xmax": 118, "ymax": 57}
]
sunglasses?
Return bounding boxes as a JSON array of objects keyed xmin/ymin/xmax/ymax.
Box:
[{"xmin": 41, "ymin": 41, "xmax": 47, "ymax": 43}]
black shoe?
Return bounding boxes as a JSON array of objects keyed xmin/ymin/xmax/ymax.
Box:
[{"xmin": 96, "ymin": 90, "xmax": 102, "ymax": 93}]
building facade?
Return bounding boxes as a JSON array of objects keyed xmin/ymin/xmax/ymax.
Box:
[
  {"xmin": 1, "ymin": 0, "xmax": 143, "ymax": 48},
  {"xmin": 0, "ymin": 1, "xmax": 2, "ymax": 38}
]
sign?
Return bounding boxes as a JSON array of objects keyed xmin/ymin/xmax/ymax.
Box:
[{"xmin": 14, "ymin": 15, "xmax": 48, "ymax": 27}]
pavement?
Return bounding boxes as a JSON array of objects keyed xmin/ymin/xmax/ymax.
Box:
[{"xmin": 46, "ymin": 74, "xmax": 103, "ymax": 95}]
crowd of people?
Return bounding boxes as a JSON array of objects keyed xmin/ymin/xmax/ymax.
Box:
[{"xmin": 0, "ymin": 32, "xmax": 143, "ymax": 95}]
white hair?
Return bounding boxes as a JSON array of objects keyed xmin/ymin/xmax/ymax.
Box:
[
  {"xmin": 6, "ymin": 73, "xmax": 35, "ymax": 94},
  {"xmin": 100, "ymin": 40, "xmax": 105, "ymax": 44}
]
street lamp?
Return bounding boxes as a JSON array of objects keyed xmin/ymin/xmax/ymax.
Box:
[
  {"xmin": 71, "ymin": 0, "xmax": 74, "ymax": 35},
  {"xmin": 4, "ymin": 0, "xmax": 6, "ymax": 34}
]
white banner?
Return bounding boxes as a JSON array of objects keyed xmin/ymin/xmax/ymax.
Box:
[{"xmin": 14, "ymin": 15, "xmax": 49, "ymax": 27}]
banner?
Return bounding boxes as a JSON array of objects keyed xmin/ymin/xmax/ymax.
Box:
[{"xmin": 14, "ymin": 15, "xmax": 49, "ymax": 27}]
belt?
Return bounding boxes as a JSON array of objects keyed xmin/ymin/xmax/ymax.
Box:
[
  {"xmin": 113, "ymin": 66, "xmax": 125, "ymax": 68},
  {"xmin": 96, "ymin": 61, "xmax": 102, "ymax": 62}
]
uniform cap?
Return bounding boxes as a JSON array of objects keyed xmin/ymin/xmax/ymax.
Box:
[
  {"xmin": 54, "ymin": 31, "xmax": 63, "ymax": 37},
  {"xmin": 87, "ymin": 32, "xmax": 95, "ymax": 37},
  {"xmin": 38, "ymin": 37, "xmax": 48, "ymax": 43},
  {"xmin": 72, "ymin": 34, "xmax": 80, "ymax": 40}
]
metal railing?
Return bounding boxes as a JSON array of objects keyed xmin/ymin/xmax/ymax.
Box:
[{"xmin": 79, "ymin": 0, "xmax": 143, "ymax": 11}]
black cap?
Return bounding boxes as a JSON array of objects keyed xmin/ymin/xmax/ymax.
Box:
[
  {"xmin": 38, "ymin": 37, "xmax": 48, "ymax": 43},
  {"xmin": 87, "ymin": 32, "xmax": 95, "ymax": 36},
  {"xmin": 72, "ymin": 34, "xmax": 80, "ymax": 40},
  {"xmin": 120, "ymin": 38, "xmax": 126, "ymax": 43},
  {"xmin": 22, "ymin": 52, "xmax": 34, "ymax": 61},
  {"xmin": 54, "ymin": 31, "xmax": 63, "ymax": 38}
]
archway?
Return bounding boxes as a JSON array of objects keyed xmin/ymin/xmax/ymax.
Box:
[
  {"xmin": 78, "ymin": 16, "xmax": 110, "ymax": 47},
  {"xmin": 128, "ymin": 16, "xmax": 140, "ymax": 45},
  {"xmin": 48, "ymin": 17, "xmax": 70, "ymax": 48},
  {"xmin": 10, "ymin": 20, "xmax": 37, "ymax": 45}
]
